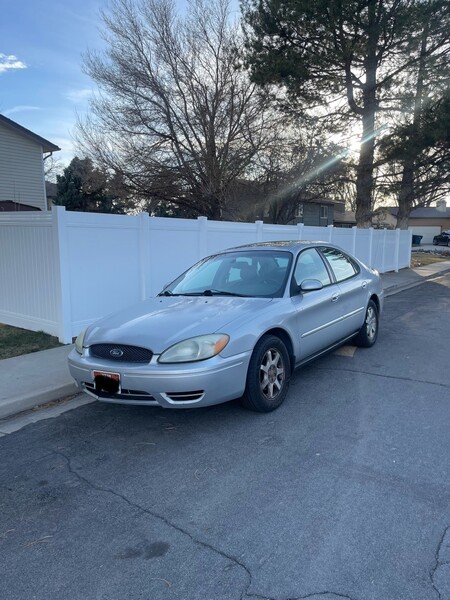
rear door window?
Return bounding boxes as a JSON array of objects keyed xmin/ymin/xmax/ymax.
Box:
[{"xmin": 320, "ymin": 247, "xmax": 358, "ymax": 282}]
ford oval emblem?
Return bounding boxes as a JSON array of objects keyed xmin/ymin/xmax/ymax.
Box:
[{"xmin": 110, "ymin": 348, "xmax": 124, "ymax": 358}]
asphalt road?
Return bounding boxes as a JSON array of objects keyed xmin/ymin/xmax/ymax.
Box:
[{"xmin": 1, "ymin": 275, "xmax": 450, "ymax": 600}]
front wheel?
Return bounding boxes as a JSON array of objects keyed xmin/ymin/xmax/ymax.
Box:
[
  {"xmin": 241, "ymin": 335, "xmax": 290, "ymax": 412},
  {"xmin": 354, "ymin": 300, "xmax": 379, "ymax": 348},
  {"xmin": 433, "ymin": 238, "xmax": 438, "ymax": 245}
]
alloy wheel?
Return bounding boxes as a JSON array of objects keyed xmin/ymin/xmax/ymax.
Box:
[
  {"xmin": 366, "ymin": 306, "xmax": 377, "ymax": 341},
  {"xmin": 259, "ymin": 348, "xmax": 285, "ymax": 400}
]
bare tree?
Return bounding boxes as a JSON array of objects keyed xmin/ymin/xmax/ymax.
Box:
[
  {"xmin": 77, "ymin": 0, "xmax": 277, "ymax": 219},
  {"xmin": 44, "ymin": 154, "xmax": 63, "ymax": 182}
]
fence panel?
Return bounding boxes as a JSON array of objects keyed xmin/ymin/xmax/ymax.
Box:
[
  {"xmin": 0, "ymin": 213, "xmax": 60, "ymax": 335},
  {"xmin": 0, "ymin": 208, "xmax": 412, "ymax": 342},
  {"xmin": 145, "ymin": 216, "xmax": 205, "ymax": 297},
  {"xmin": 354, "ymin": 229, "xmax": 373, "ymax": 267},
  {"xmin": 63, "ymin": 211, "xmax": 144, "ymax": 337}
]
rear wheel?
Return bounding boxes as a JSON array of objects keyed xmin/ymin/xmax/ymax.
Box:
[
  {"xmin": 433, "ymin": 238, "xmax": 438, "ymax": 245},
  {"xmin": 354, "ymin": 300, "xmax": 379, "ymax": 348},
  {"xmin": 241, "ymin": 335, "xmax": 290, "ymax": 412}
]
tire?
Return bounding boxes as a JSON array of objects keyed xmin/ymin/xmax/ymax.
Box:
[
  {"xmin": 241, "ymin": 335, "xmax": 291, "ymax": 412},
  {"xmin": 433, "ymin": 238, "xmax": 438, "ymax": 246},
  {"xmin": 354, "ymin": 300, "xmax": 379, "ymax": 348}
]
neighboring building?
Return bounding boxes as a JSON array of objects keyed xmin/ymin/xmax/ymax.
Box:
[
  {"xmin": 0, "ymin": 114, "xmax": 60, "ymax": 212},
  {"xmin": 295, "ymin": 199, "xmax": 343, "ymax": 227},
  {"xmin": 389, "ymin": 201, "xmax": 450, "ymax": 243},
  {"xmin": 334, "ymin": 208, "xmax": 397, "ymax": 229}
]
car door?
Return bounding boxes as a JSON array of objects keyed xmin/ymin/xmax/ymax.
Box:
[
  {"xmin": 319, "ymin": 247, "xmax": 367, "ymax": 338},
  {"xmin": 290, "ymin": 248, "xmax": 343, "ymax": 360}
]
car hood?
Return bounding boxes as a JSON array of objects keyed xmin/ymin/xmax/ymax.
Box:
[{"xmin": 85, "ymin": 296, "xmax": 273, "ymax": 354}]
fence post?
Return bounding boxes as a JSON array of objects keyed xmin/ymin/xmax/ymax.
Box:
[
  {"xmin": 408, "ymin": 230, "xmax": 413, "ymax": 267},
  {"xmin": 255, "ymin": 220, "xmax": 263, "ymax": 242},
  {"xmin": 352, "ymin": 226, "xmax": 357, "ymax": 255},
  {"xmin": 52, "ymin": 206, "xmax": 72, "ymax": 344},
  {"xmin": 381, "ymin": 228, "xmax": 387, "ymax": 272},
  {"xmin": 198, "ymin": 216, "xmax": 208, "ymax": 259},
  {"xmin": 297, "ymin": 223, "xmax": 304, "ymax": 240},
  {"xmin": 327, "ymin": 224, "xmax": 334, "ymax": 243},
  {"xmin": 368, "ymin": 227, "xmax": 374, "ymax": 268},
  {"xmin": 394, "ymin": 228, "xmax": 401, "ymax": 272},
  {"xmin": 138, "ymin": 213, "xmax": 150, "ymax": 300}
]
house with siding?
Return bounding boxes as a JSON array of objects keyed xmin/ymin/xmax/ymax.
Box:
[
  {"xmin": 0, "ymin": 114, "xmax": 60, "ymax": 212},
  {"xmin": 295, "ymin": 199, "xmax": 344, "ymax": 227},
  {"xmin": 388, "ymin": 201, "xmax": 450, "ymax": 243}
]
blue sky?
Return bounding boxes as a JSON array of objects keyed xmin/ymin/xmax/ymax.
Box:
[
  {"xmin": 0, "ymin": 0, "xmax": 108, "ymax": 164},
  {"xmin": 1, "ymin": 0, "xmax": 240, "ymax": 166}
]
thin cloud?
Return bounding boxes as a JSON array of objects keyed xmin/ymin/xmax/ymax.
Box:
[
  {"xmin": 3, "ymin": 105, "xmax": 40, "ymax": 117},
  {"xmin": 65, "ymin": 88, "xmax": 92, "ymax": 103},
  {"xmin": 0, "ymin": 54, "xmax": 27, "ymax": 74}
]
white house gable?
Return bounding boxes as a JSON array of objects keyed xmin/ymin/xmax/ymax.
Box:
[{"xmin": 0, "ymin": 115, "xmax": 60, "ymax": 211}]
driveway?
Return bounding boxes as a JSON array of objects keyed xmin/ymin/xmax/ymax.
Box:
[{"xmin": 1, "ymin": 274, "xmax": 450, "ymax": 600}]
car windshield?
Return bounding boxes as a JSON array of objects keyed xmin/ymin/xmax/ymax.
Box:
[{"xmin": 161, "ymin": 250, "xmax": 293, "ymax": 298}]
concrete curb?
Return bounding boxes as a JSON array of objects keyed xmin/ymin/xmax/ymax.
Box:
[
  {"xmin": 0, "ymin": 394, "xmax": 94, "ymax": 436},
  {"xmin": 384, "ymin": 266, "xmax": 450, "ymax": 297},
  {"xmin": 0, "ymin": 382, "xmax": 78, "ymax": 420},
  {"xmin": 383, "ymin": 265, "xmax": 450, "ymax": 297}
]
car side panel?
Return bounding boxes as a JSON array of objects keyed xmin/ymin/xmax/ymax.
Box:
[
  {"xmin": 290, "ymin": 284, "xmax": 347, "ymax": 360},
  {"xmin": 333, "ymin": 275, "xmax": 367, "ymax": 337}
]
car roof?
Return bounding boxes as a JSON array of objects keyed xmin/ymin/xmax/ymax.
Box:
[{"xmin": 222, "ymin": 240, "xmax": 332, "ymax": 253}]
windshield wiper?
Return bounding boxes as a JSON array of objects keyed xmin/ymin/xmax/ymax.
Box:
[
  {"xmin": 159, "ymin": 289, "xmax": 249, "ymax": 297},
  {"xmin": 201, "ymin": 289, "xmax": 249, "ymax": 297}
]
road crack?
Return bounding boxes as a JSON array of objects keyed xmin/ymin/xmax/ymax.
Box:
[
  {"xmin": 51, "ymin": 450, "xmax": 363, "ymax": 600},
  {"xmin": 52, "ymin": 449, "xmax": 253, "ymax": 599},
  {"xmin": 246, "ymin": 592, "xmax": 359, "ymax": 600},
  {"xmin": 312, "ymin": 365, "xmax": 450, "ymax": 390},
  {"xmin": 430, "ymin": 524, "xmax": 450, "ymax": 599}
]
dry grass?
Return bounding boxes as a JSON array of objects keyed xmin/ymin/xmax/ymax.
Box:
[
  {"xmin": 0, "ymin": 324, "xmax": 62, "ymax": 360},
  {"xmin": 410, "ymin": 252, "xmax": 450, "ymax": 268}
]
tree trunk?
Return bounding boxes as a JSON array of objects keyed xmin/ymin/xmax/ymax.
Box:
[
  {"xmin": 396, "ymin": 10, "xmax": 430, "ymax": 226},
  {"xmin": 396, "ymin": 162, "xmax": 414, "ymax": 229},
  {"xmin": 355, "ymin": 0, "xmax": 378, "ymax": 229}
]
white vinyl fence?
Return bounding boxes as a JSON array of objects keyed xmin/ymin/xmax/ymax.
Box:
[{"xmin": 0, "ymin": 207, "xmax": 411, "ymax": 343}]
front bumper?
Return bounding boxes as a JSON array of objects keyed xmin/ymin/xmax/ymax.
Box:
[{"xmin": 68, "ymin": 348, "xmax": 251, "ymax": 409}]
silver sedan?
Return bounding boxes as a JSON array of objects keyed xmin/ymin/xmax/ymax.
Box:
[{"xmin": 68, "ymin": 241, "xmax": 384, "ymax": 412}]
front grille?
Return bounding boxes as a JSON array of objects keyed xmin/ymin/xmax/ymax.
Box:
[
  {"xmin": 84, "ymin": 382, "xmax": 155, "ymax": 401},
  {"xmin": 90, "ymin": 344, "xmax": 153, "ymax": 363}
]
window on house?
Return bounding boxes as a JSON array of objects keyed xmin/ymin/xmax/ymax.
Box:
[
  {"xmin": 296, "ymin": 204, "xmax": 304, "ymax": 218},
  {"xmin": 320, "ymin": 205, "xmax": 328, "ymax": 220}
]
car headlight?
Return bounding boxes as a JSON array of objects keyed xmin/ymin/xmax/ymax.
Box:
[
  {"xmin": 75, "ymin": 329, "xmax": 86, "ymax": 355},
  {"xmin": 158, "ymin": 334, "xmax": 229, "ymax": 363}
]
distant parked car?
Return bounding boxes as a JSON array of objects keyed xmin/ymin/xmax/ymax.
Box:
[
  {"xmin": 68, "ymin": 241, "xmax": 384, "ymax": 413},
  {"xmin": 433, "ymin": 231, "xmax": 450, "ymax": 246}
]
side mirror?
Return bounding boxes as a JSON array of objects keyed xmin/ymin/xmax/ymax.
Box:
[{"xmin": 301, "ymin": 279, "xmax": 323, "ymax": 292}]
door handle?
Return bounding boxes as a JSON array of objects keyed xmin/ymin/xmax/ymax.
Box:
[{"xmin": 331, "ymin": 293, "xmax": 340, "ymax": 302}]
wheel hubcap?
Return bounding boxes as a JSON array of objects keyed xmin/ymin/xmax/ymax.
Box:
[
  {"xmin": 366, "ymin": 306, "xmax": 377, "ymax": 340},
  {"xmin": 259, "ymin": 348, "xmax": 285, "ymax": 400}
]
